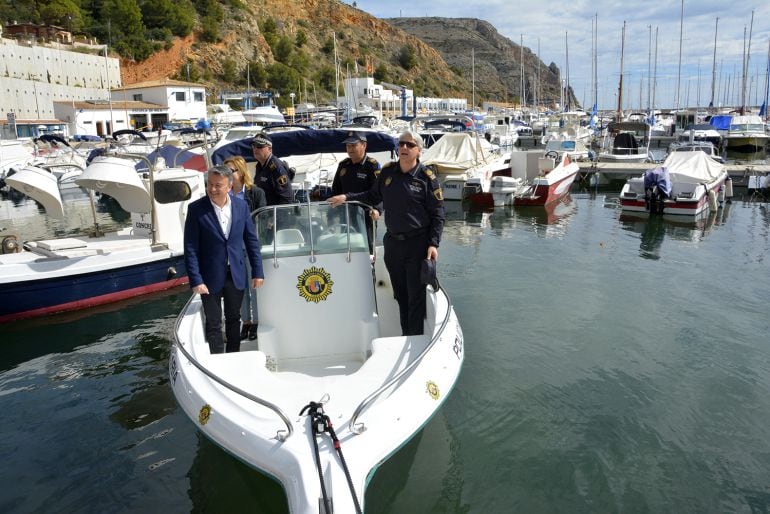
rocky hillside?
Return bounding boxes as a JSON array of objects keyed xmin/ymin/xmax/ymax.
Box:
[
  {"xmin": 120, "ymin": 0, "xmax": 571, "ymax": 109},
  {"xmin": 388, "ymin": 17, "xmax": 577, "ymax": 108}
]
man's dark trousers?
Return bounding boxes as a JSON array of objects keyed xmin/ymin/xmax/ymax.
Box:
[{"xmin": 200, "ymin": 269, "xmax": 244, "ymax": 353}]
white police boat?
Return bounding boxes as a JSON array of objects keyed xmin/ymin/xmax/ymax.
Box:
[{"xmin": 171, "ymin": 201, "xmax": 463, "ymax": 514}]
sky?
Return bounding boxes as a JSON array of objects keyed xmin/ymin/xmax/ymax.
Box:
[{"xmin": 350, "ymin": 0, "xmax": 770, "ymax": 111}]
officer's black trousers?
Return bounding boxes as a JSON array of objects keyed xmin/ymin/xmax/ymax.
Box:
[{"xmin": 383, "ymin": 233, "xmax": 427, "ymax": 336}]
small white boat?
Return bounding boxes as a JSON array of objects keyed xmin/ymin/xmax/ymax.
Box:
[
  {"xmin": 620, "ymin": 150, "xmax": 731, "ymax": 217},
  {"xmin": 0, "ymin": 153, "xmax": 204, "ymax": 322},
  {"xmin": 598, "ymin": 121, "xmax": 652, "ymax": 163},
  {"xmin": 243, "ymin": 105, "xmax": 287, "ymax": 125},
  {"xmin": 421, "ymin": 131, "xmax": 509, "ymax": 201},
  {"xmin": 171, "ymin": 201, "xmax": 464, "ymax": 514},
  {"xmin": 511, "ymin": 153, "xmax": 581, "ymax": 207}
]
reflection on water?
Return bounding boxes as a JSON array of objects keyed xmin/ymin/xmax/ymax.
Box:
[
  {"xmin": 491, "ymin": 195, "xmax": 577, "ymax": 239},
  {"xmin": 0, "ymin": 187, "xmax": 130, "ymax": 241},
  {"xmin": 619, "ymin": 202, "xmax": 733, "ymax": 259}
]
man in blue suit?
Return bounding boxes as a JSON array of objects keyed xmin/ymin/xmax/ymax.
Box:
[{"xmin": 184, "ymin": 165, "xmax": 264, "ymax": 353}]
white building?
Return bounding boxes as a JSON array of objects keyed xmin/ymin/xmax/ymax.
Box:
[
  {"xmin": 53, "ymin": 100, "xmax": 167, "ymax": 137},
  {"xmin": 0, "ymin": 35, "xmax": 120, "ymax": 138},
  {"xmin": 339, "ymin": 77, "xmax": 467, "ymax": 118},
  {"xmin": 111, "ymin": 79, "xmax": 207, "ymax": 126}
]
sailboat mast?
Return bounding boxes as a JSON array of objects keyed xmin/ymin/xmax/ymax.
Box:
[
  {"xmin": 594, "ymin": 13, "xmax": 599, "ymax": 109},
  {"xmin": 710, "ymin": 17, "xmax": 719, "ymax": 109},
  {"xmin": 333, "ymin": 32, "xmax": 340, "ymax": 104},
  {"xmin": 742, "ymin": 10, "xmax": 754, "ymax": 113},
  {"xmin": 675, "ymin": 0, "xmax": 684, "ymax": 115},
  {"xmin": 647, "ymin": 25, "xmax": 652, "ymax": 114},
  {"xmin": 652, "ymin": 27, "xmax": 658, "ymax": 115},
  {"xmin": 617, "ymin": 21, "xmax": 625, "ymax": 119},
  {"xmin": 520, "ymin": 35, "xmax": 525, "ymax": 108},
  {"xmin": 472, "ymin": 47, "xmax": 475, "ymax": 109},
  {"xmin": 565, "ymin": 31, "xmax": 570, "ymax": 111},
  {"xmin": 765, "ymin": 39, "xmax": 770, "ymax": 122}
]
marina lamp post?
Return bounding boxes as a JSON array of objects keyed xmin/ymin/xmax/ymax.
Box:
[{"xmin": 290, "ymin": 92, "xmax": 295, "ymax": 124}]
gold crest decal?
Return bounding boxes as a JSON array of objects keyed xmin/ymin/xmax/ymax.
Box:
[
  {"xmin": 199, "ymin": 404, "xmax": 212, "ymax": 425},
  {"xmin": 426, "ymin": 381, "xmax": 440, "ymax": 400},
  {"xmin": 278, "ymin": 175, "xmax": 288, "ymax": 186},
  {"xmin": 385, "ymin": 177, "xmax": 393, "ymax": 186},
  {"xmin": 424, "ymin": 168, "xmax": 435, "ymax": 179},
  {"xmin": 433, "ymin": 188, "xmax": 444, "ymax": 201},
  {"xmin": 297, "ymin": 266, "xmax": 334, "ymax": 303}
]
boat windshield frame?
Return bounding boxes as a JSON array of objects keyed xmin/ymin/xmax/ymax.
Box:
[{"xmin": 253, "ymin": 201, "xmax": 372, "ymax": 265}]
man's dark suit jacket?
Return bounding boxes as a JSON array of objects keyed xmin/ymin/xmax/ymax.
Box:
[{"xmin": 184, "ymin": 195, "xmax": 263, "ymax": 294}]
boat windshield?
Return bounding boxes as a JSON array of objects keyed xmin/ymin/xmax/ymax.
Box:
[
  {"xmin": 254, "ymin": 201, "xmax": 370, "ymax": 258},
  {"xmin": 729, "ymin": 123, "xmax": 765, "ymax": 132}
]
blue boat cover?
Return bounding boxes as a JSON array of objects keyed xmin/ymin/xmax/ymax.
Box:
[
  {"xmin": 643, "ymin": 166, "xmax": 672, "ymax": 197},
  {"xmin": 211, "ymin": 128, "xmax": 398, "ymax": 165},
  {"xmin": 709, "ymin": 115, "xmax": 732, "ymax": 130}
]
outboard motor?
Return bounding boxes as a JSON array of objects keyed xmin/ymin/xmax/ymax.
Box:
[{"xmin": 643, "ymin": 166, "xmax": 672, "ymax": 215}]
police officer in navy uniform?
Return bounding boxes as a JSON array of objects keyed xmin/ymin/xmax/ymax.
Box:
[
  {"xmin": 329, "ymin": 130, "xmax": 445, "ymax": 336},
  {"xmin": 251, "ymin": 132, "xmax": 293, "ymax": 206},
  {"xmin": 331, "ymin": 131, "xmax": 381, "ymax": 251}
]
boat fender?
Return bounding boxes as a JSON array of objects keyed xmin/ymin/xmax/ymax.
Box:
[
  {"xmin": 718, "ymin": 185, "xmax": 725, "ymax": 204},
  {"xmin": 166, "ymin": 267, "xmax": 177, "ymax": 280},
  {"xmin": 1, "ymin": 235, "xmax": 19, "ymax": 254},
  {"xmin": 707, "ymin": 189, "xmax": 718, "ymax": 211},
  {"xmin": 725, "ymin": 176, "xmax": 733, "ymax": 199}
]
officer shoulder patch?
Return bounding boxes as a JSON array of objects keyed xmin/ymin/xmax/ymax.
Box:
[
  {"xmin": 268, "ymin": 161, "xmax": 277, "ymax": 171},
  {"xmin": 385, "ymin": 176, "xmax": 393, "ymax": 186},
  {"xmin": 277, "ymin": 174, "xmax": 288, "ymax": 186},
  {"xmin": 424, "ymin": 167, "xmax": 435, "ymax": 180},
  {"xmin": 433, "ymin": 188, "xmax": 444, "ymax": 201},
  {"xmin": 340, "ymin": 168, "xmax": 347, "ymax": 177}
]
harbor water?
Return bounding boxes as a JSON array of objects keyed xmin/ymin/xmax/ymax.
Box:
[{"xmin": 1, "ymin": 187, "xmax": 770, "ymax": 513}]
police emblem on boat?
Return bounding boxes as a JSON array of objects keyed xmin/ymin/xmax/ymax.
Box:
[
  {"xmin": 426, "ymin": 381, "xmax": 440, "ymax": 400},
  {"xmin": 199, "ymin": 404, "xmax": 212, "ymax": 425},
  {"xmin": 297, "ymin": 267, "xmax": 334, "ymax": 303}
]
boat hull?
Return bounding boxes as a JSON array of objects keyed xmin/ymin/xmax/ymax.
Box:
[
  {"xmin": 512, "ymin": 162, "xmax": 580, "ymax": 206},
  {"xmin": 0, "ymin": 253, "xmax": 187, "ymax": 322}
]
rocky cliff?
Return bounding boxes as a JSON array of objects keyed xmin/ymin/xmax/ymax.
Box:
[
  {"xmin": 120, "ymin": 1, "xmax": 571, "ymax": 109},
  {"xmin": 388, "ymin": 17, "xmax": 575, "ymax": 108}
]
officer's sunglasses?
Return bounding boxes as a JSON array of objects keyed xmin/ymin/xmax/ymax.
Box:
[{"xmin": 398, "ymin": 141, "xmax": 418, "ymax": 149}]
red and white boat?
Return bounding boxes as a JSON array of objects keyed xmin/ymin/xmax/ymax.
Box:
[
  {"xmin": 619, "ymin": 150, "xmax": 731, "ymax": 217},
  {"xmin": 506, "ymin": 153, "xmax": 580, "ymax": 207}
]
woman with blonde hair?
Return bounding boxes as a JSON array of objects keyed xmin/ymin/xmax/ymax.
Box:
[{"xmin": 225, "ymin": 155, "xmax": 266, "ymax": 341}]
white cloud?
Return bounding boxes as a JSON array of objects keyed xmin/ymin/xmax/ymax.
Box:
[{"xmin": 351, "ymin": 0, "xmax": 770, "ymax": 110}]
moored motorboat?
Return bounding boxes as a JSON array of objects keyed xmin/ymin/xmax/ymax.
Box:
[
  {"xmin": 511, "ymin": 153, "xmax": 580, "ymax": 206},
  {"xmin": 0, "ymin": 153, "xmax": 203, "ymax": 322},
  {"xmin": 170, "ymin": 201, "xmax": 464, "ymax": 514},
  {"xmin": 619, "ymin": 150, "xmax": 731, "ymax": 217}
]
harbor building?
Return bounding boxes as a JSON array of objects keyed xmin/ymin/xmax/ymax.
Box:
[{"xmin": 0, "ymin": 24, "xmax": 120, "ymax": 138}]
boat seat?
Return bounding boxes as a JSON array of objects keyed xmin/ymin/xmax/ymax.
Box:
[{"xmin": 275, "ymin": 228, "xmax": 305, "ymax": 244}]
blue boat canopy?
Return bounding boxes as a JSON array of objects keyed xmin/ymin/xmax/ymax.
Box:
[
  {"xmin": 211, "ymin": 128, "xmax": 398, "ymax": 165},
  {"xmin": 708, "ymin": 115, "xmax": 732, "ymax": 130}
]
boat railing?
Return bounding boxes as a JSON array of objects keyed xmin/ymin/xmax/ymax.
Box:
[
  {"xmin": 253, "ymin": 201, "xmax": 370, "ymax": 266},
  {"xmin": 172, "ymin": 293, "xmax": 295, "ymax": 441},
  {"xmin": 348, "ymin": 284, "xmax": 454, "ymax": 435}
]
